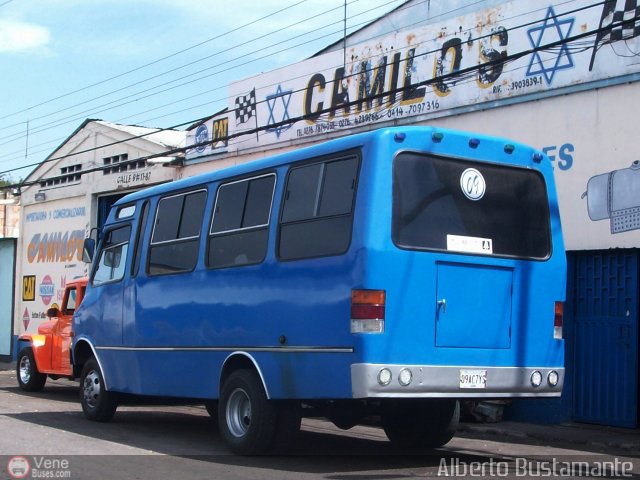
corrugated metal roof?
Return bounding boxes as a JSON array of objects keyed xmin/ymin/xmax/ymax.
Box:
[{"xmin": 95, "ymin": 120, "xmax": 186, "ymax": 148}]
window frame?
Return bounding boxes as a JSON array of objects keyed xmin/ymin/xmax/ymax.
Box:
[
  {"xmin": 62, "ymin": 286, "xmax": 77, "ymax": 315},
  {"xmin": 206, "ymin": 172, "xmax": 277, "ymax": 270},
  {"xmin": 117, "ymin": 204, "xmax": 136, "ymax": 219},
  {"xmin": 147, "ymin": 188, "xmax": 208, "ymax": 276},
  {"xmin": 131, "ymin": 201, "xmax": 149, "ymax": 278},
  {"xmin": 91, "ymin": 223, "xmax": 132, "ymax": 286},
  {"xmin": 276, "ymin": 150, "xmax": 361, "ymax": 262}
]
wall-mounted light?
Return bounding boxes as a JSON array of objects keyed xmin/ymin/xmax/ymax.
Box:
[{"xmin": 10, "ymin": 186, "xmax": 21, "ymax": 196}]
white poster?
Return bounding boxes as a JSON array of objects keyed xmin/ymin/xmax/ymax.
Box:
[{"xmin": 18, "ymin": 197, "xmax": 89, "ymax": 334}]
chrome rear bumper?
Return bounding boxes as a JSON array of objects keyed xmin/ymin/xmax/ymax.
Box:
[{"xmin": 351, "ymin": 364, "xmax": 564, "ymax": 398}]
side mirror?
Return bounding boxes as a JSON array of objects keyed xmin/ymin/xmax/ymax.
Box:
[
  {"xmin": 46, "ymin": 307, "xmax": 59, "ymax": 318},
  {"xmin": 82, "ymin": 238, "xmax": 95, "ymax": 263}
]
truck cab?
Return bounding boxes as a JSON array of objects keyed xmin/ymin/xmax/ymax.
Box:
[{"xmin": 17, "ymin": 278, "xmax": 87, "ymax": 391}]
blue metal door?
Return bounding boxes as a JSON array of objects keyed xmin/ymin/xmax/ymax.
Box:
[
  {"xmin": 435, "ymin": 262, "xmax": 513, "ymax": 349},
  {"xmin": 567, "ymin": 250, "xmax": 638, "ymax": 428}
]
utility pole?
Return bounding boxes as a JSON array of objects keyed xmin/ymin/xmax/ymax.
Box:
[{"xmin": 343, "ymin": 0, "xmax": 347, "ymax": 70}]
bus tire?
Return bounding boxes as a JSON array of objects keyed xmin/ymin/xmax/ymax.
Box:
[
  {"xmin": 17, "ymin": 348, "xmax": 47, "ymax": 392},
  {"xmin": 79, "ymin": 357, "xmax": 118, "ymax": 422},
  {"xmin": 218, "ymin": 369, "xmax": 277, "ymax": 455},
  {"xmin": 382, "ymin": 399, "xmax": 459, "ymax": 448}
]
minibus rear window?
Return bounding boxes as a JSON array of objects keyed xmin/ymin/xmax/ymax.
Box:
[{"xmin": 392, "ymin": 153, "xmax": 551, "ymax": 259}]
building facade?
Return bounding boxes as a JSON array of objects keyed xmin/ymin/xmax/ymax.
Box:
[{"xmin": 10, "ymin": 119, "xmax": 185, "ymax": 359}]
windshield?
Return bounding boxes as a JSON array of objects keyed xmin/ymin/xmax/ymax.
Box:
[{"xmin": 392, "ymin": 152, "xmax": 551, "ymax": 259}]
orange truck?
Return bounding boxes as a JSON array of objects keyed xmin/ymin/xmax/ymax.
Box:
[{"xmin": 16, "ymin": 278, "xmax": 87, "ymax": 391}]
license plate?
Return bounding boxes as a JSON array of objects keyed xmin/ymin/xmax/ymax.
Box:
[{"xmin": 459, "ymin": 369, "xmax": 487, "ymax": 389}]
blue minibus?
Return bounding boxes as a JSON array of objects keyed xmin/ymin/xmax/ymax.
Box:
[{"xmin": 72, "ymin": 126, "xmax": 566, "ymax": 454}]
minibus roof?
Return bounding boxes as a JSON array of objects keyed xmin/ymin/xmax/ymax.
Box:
[{"xmin": 112, "ymin": 126, "xmax": 538, "ymax": 208}]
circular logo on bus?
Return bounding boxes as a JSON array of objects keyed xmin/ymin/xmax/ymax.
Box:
[{"xmin": 460, "ymin": 168, "xmax": 486, "ymax": 201}]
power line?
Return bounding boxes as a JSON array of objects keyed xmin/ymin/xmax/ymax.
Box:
[
  {"xmin": 0, "ymin": 1, "xmax": 409, "ymax": 170},
  {"xmin": 0, "ymin": 0, "xmax": 369, "ymax": 136},
  {"xmin": 0, "ymin": 5, "xmax": 627, "ymax": 190},
  {"xmin": 0, "ymin": 0, "xmax": 565, "ymax": 160},
  {"xmin": 0, "ymin": 0, "xmax": 312, "ymax": 122},
  {"xmin": 0, "ymin": 0, "xmax": 608, "ymax": 176},
  {"xmin": 0, "ymin": 1, "xmax": 420, "ymax": 163}
]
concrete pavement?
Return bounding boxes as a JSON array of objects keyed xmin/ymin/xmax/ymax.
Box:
[{"xmin": 2, "ymin": 359, "xmax": 638, "ymax": 457}]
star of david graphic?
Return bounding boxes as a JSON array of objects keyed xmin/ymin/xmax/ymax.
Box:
[
  {"xmin": 526, "ymin": 6, "xmax": 575, "ymax": 85},
  {"xmin": 266, "ymin": 85, "xmax": 293, "ymax": 138}
]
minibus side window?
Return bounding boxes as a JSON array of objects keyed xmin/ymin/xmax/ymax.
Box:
[
  {"xmin": 148, "ymin": 190, "xmax": 207, "ymax": 275},
  {"xmin": 278, "ymin": 156, "xmax": 359, "ymax": 260},
  {"xmin": 208, "ymin": 174, "xmax": 275, "ymax": 269},
  {"xmin": 93, "ymin": 225, "xmax": 132, "ymax": 286}
]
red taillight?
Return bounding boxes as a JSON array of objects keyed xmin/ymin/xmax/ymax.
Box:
[
  {"xmin": 351, "ymin": 304, "xmax": 385, "ymax": 319},
  {"xmin": 351, "ymin": 289, "xmax": 385, "ymax": 333},
  {"xmin": 351, "ymin": 289, "xmax": 385, "ymax": 318},
  {"xmin": 554, "ymin": 301, "xmax": 564, "ymax": 339}
]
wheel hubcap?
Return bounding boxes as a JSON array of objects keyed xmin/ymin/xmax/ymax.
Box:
[
  {"xmin": 226, "ymin": 388, "xmax": 252, "ymax": 438},
  {"xmin": 82, "ymin": 370, "xmax": 101, "ymax": 409},
  {"xmin": 19, "ymin": 356, "xmax": 32, "ymax": 384}
]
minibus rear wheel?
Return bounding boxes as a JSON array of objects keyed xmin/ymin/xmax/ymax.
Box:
[
  {"xmin": 79, "ymin": 357, "xmax": 118, "ymax": 422},
  {"xmin": 218, "ymin": 369, "xmax": 277, "ymax": 455},
  {"xmin": 381, "ymin": 399, "xmax": 459, "ymax": 449}
]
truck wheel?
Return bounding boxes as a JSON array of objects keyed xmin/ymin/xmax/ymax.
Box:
[
  {"xmin": 382, "ymin": 399, "xmax": 459, "ymax": 448},
  {"xmin": 17, "ymin": 348, "xmax": 46, "ymax": 392},
  {"xmin": 218, "ymin": 369, "xmax": 277, "ymax": 455},
  {"xmin": 79, "ymin": 357, "xmax": 117, "ymax": 422}
]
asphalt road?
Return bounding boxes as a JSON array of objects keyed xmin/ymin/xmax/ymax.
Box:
[{"xmin": 0, "ymin": 370, "xmax": 638, "ymax": 479}]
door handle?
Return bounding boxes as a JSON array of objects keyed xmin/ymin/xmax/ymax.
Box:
[{"xmin": 437, "ymin": 298, "xmax": 447, "ymax": 313}]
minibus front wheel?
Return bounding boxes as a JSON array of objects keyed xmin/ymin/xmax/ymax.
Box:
[{"xmin": 79, "ymin": 357, "xmax": 118, "ymax": 422}]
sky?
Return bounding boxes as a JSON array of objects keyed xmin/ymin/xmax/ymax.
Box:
[{"xmin": 0, "ymin": 0, "xmax": 406, "ymax": 181}]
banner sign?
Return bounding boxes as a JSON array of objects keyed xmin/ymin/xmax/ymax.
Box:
[
  {"xmin": 19, "ymin": 199, "xmax": 88, "ymax": 332},
  {"xmin": 218, "ymin": 0, "xmax": 640, "ymax": 152}
]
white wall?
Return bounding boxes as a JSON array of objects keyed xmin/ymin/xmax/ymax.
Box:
[{"xmin": 430, "ymin": 82, "xmax": 640, "ymax": 251}]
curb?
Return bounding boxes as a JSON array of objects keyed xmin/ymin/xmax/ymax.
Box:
[
  {"xmin": 0, "ymin": 361, "xmax": 16, "ymax": 372},
  {"xmin": 458, "ymin": 421, "xmax": 640, "ymax": 454}
]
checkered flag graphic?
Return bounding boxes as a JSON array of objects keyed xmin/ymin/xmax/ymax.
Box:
[
  {"xmin": 234, "ymin": 89, "xmax": 257, "ymax": 126},
  {"xmin": 590, "ymin": 0, "xmax": 640, "ymax": 69}
]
